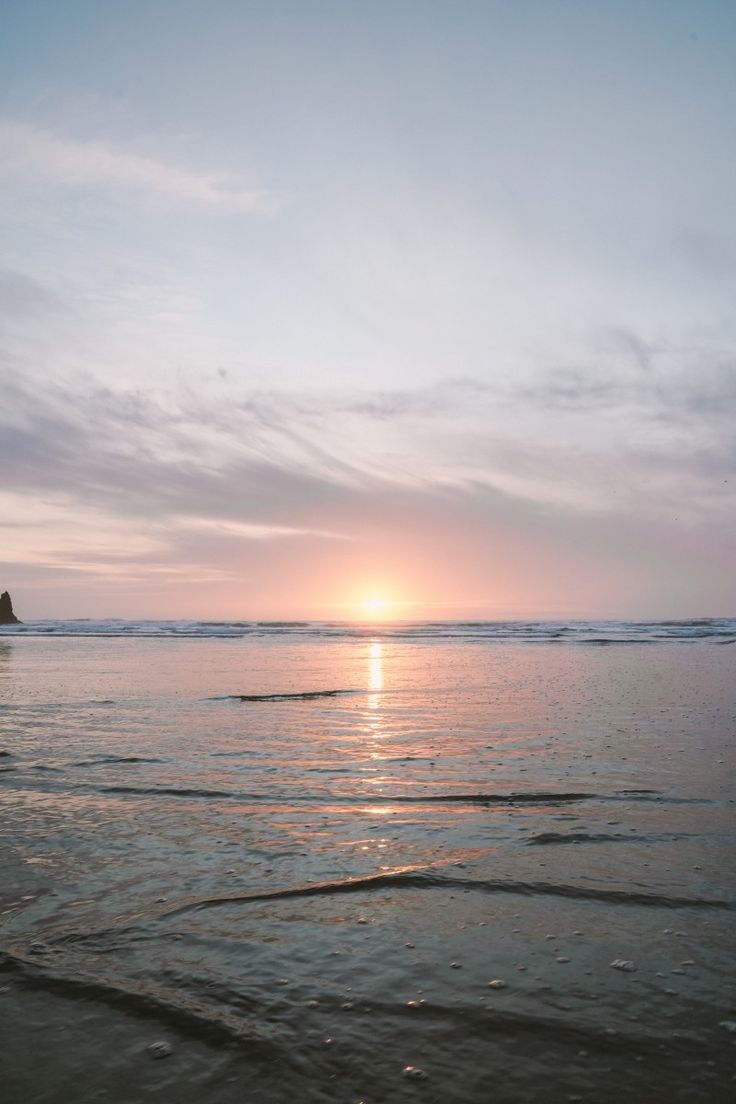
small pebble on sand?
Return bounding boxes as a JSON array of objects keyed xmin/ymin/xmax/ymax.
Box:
[
  {"xmin": 402, "ymin": 1066, "xmax": 427, "ymax": 1080},
  {"xmin": 610, "ymin": 959, "xmax": 636, "ymax": 972},
  {"xmin": 450, "ymin": 961, "xmax": 461, "ymax": 969},
  {"xmin": 487, "ymin": 979, "xmax": 507, "ymax": 989}
]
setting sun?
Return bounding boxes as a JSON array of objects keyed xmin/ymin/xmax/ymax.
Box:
[{"xmin": 362, "ymin": 596, "xmax": 391, "ymax": 618}]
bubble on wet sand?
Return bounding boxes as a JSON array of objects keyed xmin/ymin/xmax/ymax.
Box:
[
  {"xmin": 146, "ymin": 1041, "xmax": 173, "ymax": 1059},
  {"xmin": 610, "ymin": 959, "xmax": 636, "ymax": 972},
  {"xmin": 402, "ymin": 1065, "xmax": 427, "ymax": 1080}
]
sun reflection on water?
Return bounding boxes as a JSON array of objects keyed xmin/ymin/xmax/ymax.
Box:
[
  {"xmin": 368, "ymin": 641, "xmax": 383, "ymax": 702},
  {"xmin": 365, "ymin": 641, "xmax": 387, "ymax": 760}
]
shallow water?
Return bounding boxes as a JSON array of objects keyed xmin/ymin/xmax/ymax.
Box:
[{"xmin": 1, "ymin": 628, "xmax": 735, "ymax": 1102}]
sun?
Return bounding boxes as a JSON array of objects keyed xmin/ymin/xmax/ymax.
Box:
[{"xmin": 362, "ymin": 596, "xmax": 391, "ymax": 618}]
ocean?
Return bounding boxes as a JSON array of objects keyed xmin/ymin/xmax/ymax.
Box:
[{"xmin": 1, "ymin": 621, "xmax": 735, "ymax": 1102}]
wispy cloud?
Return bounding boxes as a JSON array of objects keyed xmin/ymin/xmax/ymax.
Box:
[
  {"xmin": 1, "ymin": 362, "xmax": 733, "ymax": 619},
  {"xmin": 1, "ymin": 355, "xmax": 733, "ymax": 529},
  {"xmin": 0, "ymin": 121, "xmax": 270, "ymax": 212}
]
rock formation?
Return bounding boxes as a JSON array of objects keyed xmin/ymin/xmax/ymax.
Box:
[{"xmin": 0, "ymin": 591, "xmax": 20, "ymax": 624}]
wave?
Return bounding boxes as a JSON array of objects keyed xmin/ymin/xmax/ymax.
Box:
[
  {"xmin": 1, "ymin": 777, "xmax": 680, "ymax": 808},
  {"xmin": 0, "ymin": 950, "xmax": 279, "ymax": 1050},
  {"xmin": 101, "ymin": 785, "xmax": 237, "ymax": 798},
  {"xmin": 91, "ymin": 786, "xmax": 600, "ymax": 804},
  {"xmin": 528, "ymin": 832, "xmax": 626, "ymax": 845},
  {"xmin": 2, "ymin": 944, "xmax": 688, "ymax": 1059},
  {"xmin": 73, "ymin": 756, "xmax": 165, "ymax": 767},
  {"xmin": 159, "ymin": 870, "xmax": 734, "ymax": 918},
  {"xmin": 207, "ymin": 689, "xmax": 359, "ymax": 702},
  {"xmin": 2, "ymin": 618, "xmax": 735, "ymax": 643},
  {"xmin": 60, "ymin": 866, "xmax": 729, "ymax": 936},
  {"xmin": 525, "ymin": 830, "xmax": 692, "ymax": 845}
]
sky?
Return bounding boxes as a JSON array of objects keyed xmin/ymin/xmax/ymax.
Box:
[{"xmin": 1, "ymin": 0, "xmax": 734, "ymax": 620}]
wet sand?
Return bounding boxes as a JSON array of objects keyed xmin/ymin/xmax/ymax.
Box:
[{"xmin": 1, "ymin": 630, "xmax": 735, "ymax": 1101}]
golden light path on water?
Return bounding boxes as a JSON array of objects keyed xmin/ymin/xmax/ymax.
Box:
[{"xmin": 364, "ymin": 641, "xmax": 390, "ymax": 806}]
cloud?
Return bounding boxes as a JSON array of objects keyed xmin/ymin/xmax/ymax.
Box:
[
  {"xmin": 0, "ymin": 121, "xmax": 270, "ymax": 212},
  {"xmin": 515, "ymin": 340, "xmax": 736, "ymax": 425},
  {"xmin": 1, "ymin": 344, "xmax": 733, "ymax": 548},
  {"xmin": 0, "ymin": 348, "xmax": 734, "ymax": 619}
]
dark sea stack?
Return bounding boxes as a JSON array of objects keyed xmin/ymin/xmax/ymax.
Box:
[{"xmin": 0, "ymin": 591, "xmax": 20, "ymax": 624}]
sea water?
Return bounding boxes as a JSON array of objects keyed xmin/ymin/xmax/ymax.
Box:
[{"xmin": 1, "ymin": 623, "xmax": 734, "ymax": 1102}]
